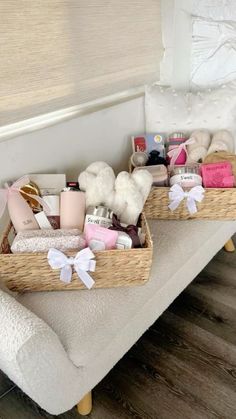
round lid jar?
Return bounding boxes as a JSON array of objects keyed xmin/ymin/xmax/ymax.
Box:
[
  {"xmin": 86, "ymin": 205, "xmax": 113, "ymax": 219},
  {"xmin": 170, "ymin": 165, "xmax": 200, "ymax": 177}
]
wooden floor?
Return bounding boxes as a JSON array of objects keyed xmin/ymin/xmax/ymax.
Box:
[{"xmin": 0, "ymin": 244, "xmax": 236, "ymax": 418}]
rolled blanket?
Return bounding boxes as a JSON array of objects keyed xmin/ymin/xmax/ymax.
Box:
[
  {"xmin": 186, "ymin": 129, "xmax": 211, "ymax": 163},
  {"xmin": 11, "ymin": 229, "xmax": 86, "ymax": 253},
  {"xmin": 207, "ymin": 130, "xmax": 234, "ymax": 155}
]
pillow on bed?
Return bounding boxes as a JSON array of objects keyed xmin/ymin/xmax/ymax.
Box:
[{"xmin": 145, "ymin": 81, "xmax": 236, "ymax": 136}]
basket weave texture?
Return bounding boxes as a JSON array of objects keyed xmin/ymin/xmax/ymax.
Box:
[
  {"xmin": 0, "ymin": 214, "xmax": 153, "ymax": 293},
  {"xmin": 144, "ymin": 187, "xmax": 236, "ymax": 220}
]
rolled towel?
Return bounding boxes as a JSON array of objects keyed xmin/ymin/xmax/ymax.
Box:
[
  {"xmin": 186, "ymin": 129, "xmax": 211, "ymax": 163},
  {"xmin": 207, "ymin": 130, "xmax": 234, "ymax": 155}
]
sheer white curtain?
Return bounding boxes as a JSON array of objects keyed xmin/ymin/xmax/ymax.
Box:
[{"xmin": 0, "ymin": 1, "xmax": 163, "ymax": 128}]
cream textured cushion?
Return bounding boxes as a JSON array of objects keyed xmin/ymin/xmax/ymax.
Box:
[
  {"xmin": 0, "ymin": 280, "xmax": 16, "ymax": 297},
  {"xmin": 0, "ymin": 218, "xmax": 234, "ymax": 415},
  {"xmin": 0, "ymin": 289, "xmax": 80, "ymax": 415},
  {"xmin": 145, "ymin": 81, "xmax": 236, "ymax": 137},
  {"xmin": 19, "ymin": 219, "xmax": 236, "ymax": 369}
]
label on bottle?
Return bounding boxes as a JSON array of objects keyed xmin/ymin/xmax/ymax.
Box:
[
  {"xmin": 23, "ymin": 219, "xmax": 34, "ymax": 226},
  {"xmin": 85, "ymin": 214, "xmax": 112, "ymax": 229}
]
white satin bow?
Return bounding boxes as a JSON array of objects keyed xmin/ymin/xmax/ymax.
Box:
[
  {"xmin": 47, "ymin": 248, "xmax": 96, "ymax": 289},
  {"xmin": 167, "ymin": 138, "xmax": 195, "ymax": 166},
  {"xmin": 168, "ymin": 184, "xmax": 205, "ymax": 214}
]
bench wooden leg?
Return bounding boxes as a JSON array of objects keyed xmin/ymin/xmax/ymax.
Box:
[
  {"xmin": 77, "ymin": 391, "xmax": 92, "ymax": 415},
  {"xmin": 224, "ymin": 238, "xmax": 235, "ymax": 252}
]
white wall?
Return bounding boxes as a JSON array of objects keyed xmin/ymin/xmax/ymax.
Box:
[
  {"xmin": 0, "ymin": 96, "xmax": 144, "ymax": 185},
  {"xmin": 161, "ymin": 0, "xmax": 194, "ymax": 89}
]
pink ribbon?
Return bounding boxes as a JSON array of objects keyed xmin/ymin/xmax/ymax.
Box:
[
  {"xmin": 167, "ymin": 138, "xmax": 195, "ymax": 166},
  {"xmin": 0, "ymin": 175, "xmax": 50, "ymax": 218}
]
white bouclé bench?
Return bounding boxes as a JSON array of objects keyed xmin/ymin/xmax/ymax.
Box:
[{"xmin": 0, "ymin": 219, "xmax": 235, "ymax": 415}]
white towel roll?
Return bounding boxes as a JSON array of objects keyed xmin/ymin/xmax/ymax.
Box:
[
  {"xmin": 187, "ymin": 129, "xmax": 211, "ymax": 163},
  {"xmin": 207, "ymin": 130, "xmax": 235, "ymax": 155}
]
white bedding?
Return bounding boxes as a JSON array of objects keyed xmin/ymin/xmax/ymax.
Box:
[
  {"xmin": 193, "ymin": 0, "xmax": 236, "ymax": 21},
  {"xmin": 160, "ymin": 0, "xmax": 236, "ymax": 89}
]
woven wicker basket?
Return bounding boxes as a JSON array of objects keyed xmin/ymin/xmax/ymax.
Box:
[
  {"xmin": 144, "ymin": 187, "xmax": 236, "ymax": 220},
  {"xmin": 0, "ymin": 214, "xmax": 153, "ymax": 292},
  {"xmin": 129, "ymin": 158, "xmax": 236, "ymax": 220}
]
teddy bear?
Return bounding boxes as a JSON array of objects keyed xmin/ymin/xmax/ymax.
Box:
[{"xmin": 78, "ymin": 161, "xmax": 152, "ymax": 225}]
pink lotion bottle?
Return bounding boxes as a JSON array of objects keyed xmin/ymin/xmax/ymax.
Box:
[{"xmin": 7, "ymin": 190, "xmax": 39, "ymax": 233}]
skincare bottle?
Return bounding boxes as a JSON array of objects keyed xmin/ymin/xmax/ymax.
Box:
[
  {"xmin": 115, "ymin": 232, "xmax": 132, "ymax": 249},
  {"xmin": 7, "ymin": 190, "xmax": 39, "ymax": 233}
]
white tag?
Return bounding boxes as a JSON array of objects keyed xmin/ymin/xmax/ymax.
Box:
[{"xmin": 35, "ymin": 211, "xmax": 53, "ymax": 230}]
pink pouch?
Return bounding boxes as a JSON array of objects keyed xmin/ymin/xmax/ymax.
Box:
[{"xmin": 84, "ymin": 224, "xmax": 118, "ymax": 251}]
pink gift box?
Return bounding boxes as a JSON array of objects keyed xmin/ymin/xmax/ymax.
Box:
[{"xmin": 201, "ymin": 162, "xmax": 235, "ymax": 188}]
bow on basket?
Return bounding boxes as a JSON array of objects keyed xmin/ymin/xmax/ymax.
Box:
[
  {"xmin": 168, "ymin": 184, "xmax": 205, "ymax": 215},
  {"xmin": 47, "ymin": 247, "xmax": 96, "ymax": 289}
]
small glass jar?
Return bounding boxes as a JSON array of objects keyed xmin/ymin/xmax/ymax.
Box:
[
  {"xmin": 169, "ymin": 165, "xmax": 202, "ymax": 188},
  {"xmin": 170, "ymin": 165, "xmax": 200, "ymax": 176},
  {"xmin": 166, "ymin": 132, "xmax": 188, "ymax": 165},
  {"xmin": 85, "ymin": 205, "xmax": 113, "ymax": 229}
]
